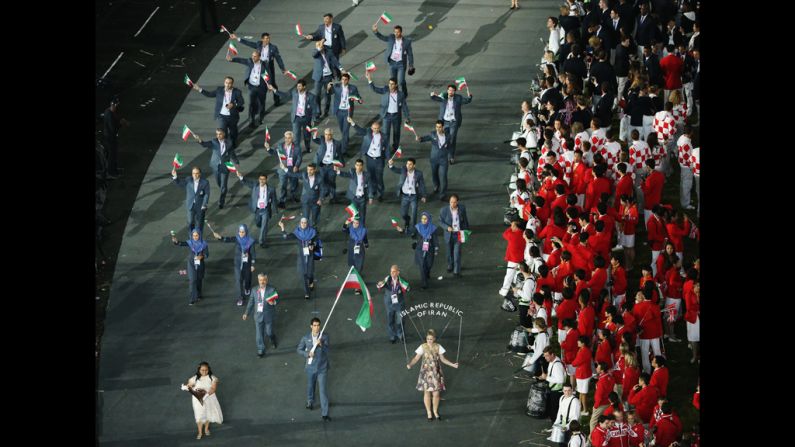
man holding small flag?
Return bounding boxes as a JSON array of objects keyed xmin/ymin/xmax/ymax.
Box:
[
  {"xmin": 305, "ymin": 13, "xmax": 347, "ymax": 61},
  {"xmin": 327, "ymin": 73, "xmax": 361, "ymax": 152},
  {"xmin": 171, "ymin": 166, "xmax": 210, "ymax": 235},
  {"xmin": 312, "ymin": 128, "xmax": 344, "ymax": 203},
  {"xmin": 348, "ymin": 117, "xmax": 389, "ymax": 203},
  {"xmin": 310, "ymin": 39, "xmax": 343, "ymax": 119},
  {"xmin": 236, "ymin": 171, "xmax": 276, "ymax": 248},
  {"xmin": 336, "ymin": 159, "xmax": 369, "ymax": 225},
  {"xmin": 438, "ymin": 194, "xmax": 471, "ymax": 278},
  {"xmin": 377, "ymin": 265, "xmax": 410, "ymax": 344},
  {"xmin": 296, "ymin": 317, "xmax": 331, "ymax": 420},
  {"xmin": 230, "ymin": 32, "xmax": 288, "ymax": 107},
  {"xmin": 227, "ymin": 49, "xmax": 270, "ymax": 127},
  {"xmin": 269, "ymin": 80, "xmax": 319, "ymax": 154},
  {"xmin": 366, "ymin": 71, "xmax": 411, "ymax": 157},
  {"xmin": 243, "ymin": 273, "xmax": 279, "ymax": 358},
  {"xmin": 388, "ymin": 157, "xmax": 427, "ymax": 237},
  {"xmin": 417, "ymin": 120, "xmax": 452, "ymax": 201},
  {"xmin": 265, "ymin": 131, "xmax": 302, "ymax": 208},
  {"xmin": 372, "ymin": 22, "xmax": 415, "ymax": 97},
  {"xmin": 192, "ymin": 77, "xmax": 245, "ymax": 148},
  {"xmin": 192, "ymin": 128, "xmax": 240, "ymax": 209},
  {"xmin": 430, "ymin": 84, "xmax": 473, "ymax": 164}
]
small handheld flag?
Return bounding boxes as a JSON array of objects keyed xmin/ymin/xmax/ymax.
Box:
[
  {"xmin": 181, "ymin": 125, "xmax": 193, "ymax": 141},
  {"xmin": 390, "ymin": 216, "xmax": 400, "ymax": 228},
  {"xmin": 281, "ymin": 214, "xmax": 297, "ymax": 221},
  {"xmin": 295, "ymin": 23, "xmax": 303, "ymax": 36},
  {"xmin": 285, "ymin": 70, "xmax": 298, "ymax": 80},
  {"xmin": 173, "ymin": 153, "xmax": 184, "ymax": 168},
  {"xmin": 228, "ymin": 41, "xmax": 238, "ymax": 56},
  {"xmin": 393, "ymin": 146, "xmax": 403, "ymax": 158},
  {"xmin": 265, "ymin": 126, "xmax": 271, "ymax": 142},
  {"xmin": 379, "ymin": 11, "xmax": 393, "ymax": 24},
  {"xmin": 455, "ymin": 77, "xmax": 468, "ymax": 90},
  {"xmin": 262, "ymin": 72, "xmax": 270, "ymax": 83},
  {"xmin": 224, "ymin": 161, "xmax": 237, "ymax": 172},
  {"xmin": 349, "ymin": 94, "xmax": 363, "ymax": 104},
  {"xmin": 264, "ymin": 290, "xmax": 279, "ymax": 304},
  {"xmin": 457, "ymin": 230, "xmax": 472, "ymax": 243},
  {"xmin": 344, "ymin": 203, "xmax": 359, "ymax": 219},
  {"xmin": 365, "ymin": 61, "xmax": 377, "ymax": 72},
  {"xmin": 306, "ymin": 125, "xmax": 318, "ymax": 137},
  {"xmin": 403, "ymin": 122, "xmax": 417, "ymax": 138},
  {"xmin": 183, "ymin": 74, "xmax": 194, "ymax": 87},
  {"xmin": 332, "ymin": 159, "xmax": 344, "ymax": 168}
]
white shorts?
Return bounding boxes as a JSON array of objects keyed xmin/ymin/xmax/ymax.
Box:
[
  {"xmin": 576, "ymin": 378, "xmax": 590, "ymax": 394},
  {"xmin": 620, "ymin": 233, "xmax": 635, "ymax": 248},
  {"xmin": 664, "ymin": 297, "xmax": 682, "ymax": 322},
  {"xmin": 686, "ymin": 316, "xmax": 700, "ymax": 342}
]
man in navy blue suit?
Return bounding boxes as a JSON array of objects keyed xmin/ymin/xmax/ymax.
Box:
[
  {"xmin": 235, "ymin": 171, "xmax": 276, "ymax": 247},
  {"xmin": 191, "ymin": 129, "xmax": 240, "ymax": 209},
  {"xmin": 371, "ymin": 23, "xmax": 414, "ymax": 97},
  {"xmin": 438, "ymin": 194, "xmax": 470, "ymax": 277},
  {"xmin": 387, "ymin": 157, "xmax": 427, "ymax": 236},
  {"xmin": 227, "ymin": 49, "xmax": 269, "ymax": 127},
  {"xmin": 312, "ymin": 128, "xmax": 344, "ymax": 203},
  {"xmin": 304, "ymin": 13, "xmax": 346, "ymax": 61},
  {"xmin": 417, "ymin": 120, "xmax": 452, "ymax": 201},
  {"xmin": 366, "ymin": 71, "xmax": 411, "ymax": 156},
  {"xmin": 430, "ymin": 85, "xmax": 472, "ymax": 164},
  {"xmin": 310, "ymin": 39, "xmax": 343, "ymax": 119},
  {"xmin": 269, "ymin": 80, "xmax": 320, "ymax": 154},
  {"xmin": 230, "ymin": 32, "xmax": 287, "ymax": 107},
  {"xmin": 192, "ymin": 77, "xmax": 245, "ymax": 148},
  {"xmin": 171, "ymin": 165, "xmax": 210, "ymax": 235},
  {"xmin": 347, "ymin": 117, "xmax": 389, "ymax": 203},
  {"xmin": 296, "ymin": 317, "xmax": 331, "ymax": 420},
  {"xmin": 327, "ymin": 73, "xmax": 360, "ymax": 152},
  {"xmin": 265, "ymin": 131, "xmax": 303, "ymax": 208}
]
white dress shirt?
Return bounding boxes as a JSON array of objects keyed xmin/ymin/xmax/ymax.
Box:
[
  {"xmin": 296, "ymin": 93, "xmax": 307, "ymax": 116},
  {"xmin": 388, "ymin": 92, "xmax": 399, "ymax": 113},
  {"xmin": 401, "ymin": 170, "xmax": 416, "ymax": 195},
  {"xmin": 221, "ymin": 90, "xmax": 232, "ymax": 116},
  {"xmin": 367, "ymin": 133, "xmax": 382, "ymax": 157},
  {"xmin": 443, "ymin": 98, "xmax": 456, "ymax": 121},
  {"xmin": 391, "ymin": 38, "xmax": 403, "ymax": 61}
]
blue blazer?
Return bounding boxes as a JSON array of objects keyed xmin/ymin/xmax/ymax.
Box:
[
  {"xmin": 309, "ymin": 23, "xmax": 346, "ymax": 55},
  {"xmin": 267, "ymin": 142, "xmax": 302, "ymax": 171},
  {"xmin": 275, "ymin": 89, "xmax": 319, "ymax": 123},
  {"xmin": 438, "ymin": 204, "xmax": 470, "ymax": 243},
  {"xmin": 246, "ymin": 285, "xmax": 278, "ymax": 323},
  {"xmin": 238, "ymin": 39, "xmax": 286, "ymax": 74},
  {"xmin": 338, "ymin": 169, "xmax": 369, "ymax": 201},
  {"xmin": 285, "ymin": 171, "xmax": 325, "ymax": 203},
  {"xmin": 352, "ymin": 124, "xmax": 389, "ymax": 160},
  {"xmin": 197, "ymin": 138, "xmax": 239, "ymax": 172},
  {"xmin": 419, "ymin": 129, "xmax": 452, "ymax": 162},
  {"xmin": 330, "ymin": 83, "xmax": 360, "ymax": 115},
  {"xmin": 388, "ymin": 165, "xmax": 426, "ymax": 199},
  {"xmin": 369, "ymin": 83, "xmax": 410, "ymax": 121},
  {"xmin": 297, "ymin": 332, "xmax": 330, "ymax": 372},
  {"xmin": 200, "ymin": 87, "xmax": 245, "ymax": 120},
  {"xmin": 313, "ymin": 137, "xmax": 344, "ymax": 166},
  {"xmin": 173, "ymin": 175, "xmax": 210, "ymax": 210},
  {"xmin": 239, "ymin": 177, "xmax": 276, "ymax": 215},
  {"xmin": 431, "ymin": 92, "xmax": 472, "ymax": 124},
  {"xmin": 373, "ymin": 31, "xmax": 414, "ymax": 66},
  {"xmin": 311, "ymin": 48, "xmax": 342, "ymax": 82},
  {"xmin": 229, "ymin": 57, "xmax": 269, "ymax": 89}
]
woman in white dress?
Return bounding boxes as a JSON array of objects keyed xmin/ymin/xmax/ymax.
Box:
[
  {"xmin": 406, "ymin": 329, "xmax": 459, "ymax": 421},
  {"xmin": 185, "ymin": 362, "xmax": 223, "ymax": 439}
]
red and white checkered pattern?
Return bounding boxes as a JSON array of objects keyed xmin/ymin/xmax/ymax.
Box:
[
  {"xmin": 629, "ymin": 140, "xmax": 651, "ymax": 173},
  {"xmin": 574, "ymin": 131, "xmax": 590, "ymax": 152},
  {"xmin": 690, "ymin": 147, "xmax": 700, "ymax": 176},
  {"xmin": 600, "ymin": 141, "xmax": 621, "ymax": 175},
  {"xmin": 536, "ymin": 145, "xmax": 567, "ymax": 180},
  {"xmin": 653, "ymin": 111, "xmax": 676, "ymax": 143},
  {"xmin": 672, "ymin": 103, "xmax": 688, "ymax": 127},
  {"xmin": 590, "ymin": 128, "xmax": 607, "ymax": 154},
  {"xmin": 561, "ymin": 149, "xmax": 575, "ymax": 185},
  {"xmin": 651, "ymin": 144, "xmax": 665, "ymax": 170},
  {"xmin": 677, "ymin": 135, "xmax": 693, "ymax": 168}
]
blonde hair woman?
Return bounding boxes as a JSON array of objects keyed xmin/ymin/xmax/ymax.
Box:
[{"xmin": 406, "ymin": 329, "xmax": 459, "ymax": 421}]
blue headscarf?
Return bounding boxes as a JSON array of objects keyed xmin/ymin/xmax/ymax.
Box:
[
  {"xmin": 236, "ymin": 224, "xmax": 255, "ymax": 252},
  {"xmin": 293, "ymin": 218, "xmax": 317, "ymax": 242},
  {"xmin": 415, "ymin": 211, "xmax": 437, "ymax": 240},
  {"xmin": 348, "ymin": 220, "xmax": 367, "ymax": 244},
  {"xmin": 187, "ymin": 229, "xmax": 208, "ymax": 254}
]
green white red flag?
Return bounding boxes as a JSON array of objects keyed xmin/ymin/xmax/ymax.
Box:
[
  {"xmin": 173, "ymin": 153, "xmax": 184, "ymax": 168},
  {"xmin": 393, "ymin": 146, "xmax": 403, "ymax": 158},
  {"xmin": 295, "ymin": 23, "xmax": 303, "ymax": 36},
  {"xmin": 333, "ymin": 159, "xmax": 344, "ymax": 168},
  {"xmin": 265, "ymin": 126, "xmax": 271, "ymax": 142},
  {"xmin": 457, "ymin": 229, "xmax": 472, "ymax": 243},
  {"xmin": 379, "ymin": 11, "xmax": 393, "ymax": 24},
  {"xmin": 228, "ymin": 41, "xmax": 238, "ymax": 56},
  {"xmin": 183, "ymin": 74, "xmax": 194, "ymax": 87},
  {"xmin": 403, "ymin": 122, "xmax": 416, "ymax": 135},
  {"xmin": 285, "ymin": 70, "xmax": 298, "ymax": 80},
  {"xmin": 338, "ymin": 267, "xmax": 373, "ymax": 331},
  {"xmin": 345, "ymin": 203, "xmax": 359, "ymax": 219},
  {"xmin": 262, "ymin": 72, "xmax": 270, "ymax": 83},
  {"xmin": 365, "ymin": 61, "xmax": 377, "ymax": 72},
  {"xmin": 349, "ymin": 94, "xmax": 362, "ymax": 104},
  {"xmin": 280, "ymin": 214, "xmax": 297, "ymax": 221},
  {"xmin": 181, "ymin": 125, "xmax": 193, "ymax": 141},
  {"xmin": 454, "ymin": 77, "xmax": 468, "ymax": 90},
  {"xmin": 264, "ymin": 290, "xmax": 278, "ymax": 304},
  {"xmin": 382, "ymin": 275, "xmax": 410, "ymax": 293},
  {"xmin": 390, "ymin": 216, "xmax": 400, "ymax": 228},
  {"xmin": 306, "ymin": 125, "xmax": 318, "ymax": 137},
  {"xmin": 224, "ymin": 161, "xmax": 237, "ymax": 172}
]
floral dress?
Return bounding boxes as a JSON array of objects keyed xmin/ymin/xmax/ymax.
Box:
[{"xmin": 415, "ymin": 343, "xmax": 446, "ymax": 392}]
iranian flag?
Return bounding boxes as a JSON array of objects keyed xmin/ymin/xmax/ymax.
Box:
[
  {"xmin": 345, "ymin": 203, "xmax": 359, "ymax": 219},
  {"xmin": 393, "ymin": 146, "xmax": 403, "ymax": 158},
  {"xmin": 172, "ymin": 153, "xmax": 184, "ymax": 169},
  {"xmin": 403, "ymin": 122, "xmax": 415, "ymax": 133},
  {"xmin": 224, "ymin": 161, "xmax": 237, "ymax": 172},
  {"xmin": 262, "ymin": 72, "xmax": 270, "ymax": 83},
  {"xmin": 285, "ymin": 70, "xmax": 298, "ymax": 80},
  {"xmin": 379, "ymin": 11, "xmax": 393, "ymax": 24},
  {"xmin": 295, "ymin": 23, "xmax": 303, "ymax": 36},
  {"xmin": 280, "ymin": 214, "xmax": 297, "ymax": 221},
  {"xmin": 264, "ymin": 290, "xmax": 278, "ymax": 304},
  {"xmin": 181, "ymin": 125, "xmax": 193, "ymax": 141},
  {"xmin": 457, "ymin": 229, "xmax": 472, "ymax": 243},
  {"xmin": 183, "ymin": 74, "xmax": 194, "ymax": 87},
  {"xmin": 338, "ymin": 267, "xmax": 373, "ymax": 331},
  {"xmin": 265, "ymin": 126, "xmax": 271, "ymax": 142},
  {"xmin": 349, "ymin": 94, "xmax": 362, "ymax": 104},
  {"xmin": 228, "ymin": 41, "xmax": 238, "ymax": 56},
  {"xmin": 454, "ymin": 76, "xmax": 468, "ymax": 90},
  {"xmin": 383, "ymin": 275, "xmax": 410, "ymax": 293},
  {"xmin": 277, "ymin": 148, "xmax": 287, "ymax": 161},
  {"xmin": 306, "ymin": 125, "xmax": 318, "ymax": 137},
  {"xmin": 333, "ymin": 159, "xmax": 344, "ymax": 168},
  {"xmin": 365, "ymin": 61, "xmax": 377, "ymax": 72},
  {"xmin": 390, "ymin": 216, "xmax": 400, "ymax": 228}
]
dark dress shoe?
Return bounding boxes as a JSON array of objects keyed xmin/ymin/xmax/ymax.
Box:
[
  {"xmin": 390, "ymin": 338, "xmax": 396, "ymax": 344},
  {"xmin": 447, "ymin": 267, "xmax": 453, "ymax": 273},
  {"xmin": 305, "ymin": 295, "xmax": 310, "ymax": 300},
  {"xmin": 322, "ymin": 416, "xmax": 331, "ymax": 421},
  {"xmin": 219, "ymin": 203, "xmax": 225, "ymax": 209}
]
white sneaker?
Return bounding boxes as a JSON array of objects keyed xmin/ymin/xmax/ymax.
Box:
[
  {"xmin": 352, "ymin": 0, "xmax": 359, "ymax": 5},
  {"xmin": 686, "ymin": 205, "xmax": 695, "ymax": 210},
  {"xmin": 543, "ymin": 428, "xmax": 553, "ymax": 433}
]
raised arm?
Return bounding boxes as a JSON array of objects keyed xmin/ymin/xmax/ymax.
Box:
[
  {"xmin": 372, "ymin": 29, "xmax": 389, "ymax": 42},
  {"xmin": 370, "ymin": 82, "xmax": 388, "ymax": 95}
]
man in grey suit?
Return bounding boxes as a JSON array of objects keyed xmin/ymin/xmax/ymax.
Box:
[
  {"xmin": 430, "ymin": 85, "xmax": 473, "ymax": 164},
  {"xmin": 304, "ymin": 13, "xmax": 346, "ymax": 61},
  {"xmin": 376, "ymin": 265, "xmax": 409, "ymax": 343},
  {"xmin": 236, "ymin": 171, "xmax": 276, "ymax": 247},
  {"xmin": 335, "ymin": 159, "xmax": 369, "ymax": 226},
  {"xmin": 348, "ymin": 117, "xmax": 389, "ymax": 203},
  {"xmin": 192, "ymin": 129, "xmax": 240, "ymax": 209},
  {"xmin": 371, "ymin": 23, "xmax": 415, "ymax": 97},
  {"xmin": 296, "ymin": 317, "xmax": 331, "ymax": 420},
  {"xmin": 269, "ymin": 80, "xmax": 319, "ymax": 154},
  {"xmin": 388, "ymin": 157, "xmax": 427, "ymax": 236},
  {"xmin": 312, "ymin": 128, "xmax": 344, "ymax": 202},
  {"xmin": 438, "ymin": 194, "xmax": 470, "ymax": 277},
  {"xmin": 365, "ymin": 71, "xmax": 411, "ymax": 156},
  {"xmin": 230, "ymin": 32, "xmax": 288, "ymax": 107},
  {"xmin": 417, "ymin": 120, "xmax": 452, "ymax": 201},
  {"xmin": 227, "ymin": 49, "xmax": 269, "ymax": 127},
  {"xmin": 192, "ymin": 77, "xmax": 245, "ymax": 148},
  {"xmin": 264, "ymin": 131, "xmax": 302, "ymax": 208},
  {"xmin": 243, "ymin": 273, "xmax": 279, "ymax": 357},
  {"xmin": 171, "ymin": 166, "xmax": 210, "ymax": 235},
  {"xmin": 284, "ymin": 163, "xmax": 325, "ymax": 228},
  {"xmin": 310, "ymin": 39, "xmax": 343, "ymax": 119},
  {"xmin": 327, "ymin": 73, "xmax": 360, "ymax": 152}
]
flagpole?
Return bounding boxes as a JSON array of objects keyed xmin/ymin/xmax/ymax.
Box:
[
  {"xmin": 399, "ymin": 315, "xmax": 409, "ymax": 364},
  {"xmin": 455, "ymin": 315, "xmax": 463, "ymax": 364},
  {"xmin": 308, "ymin": 265, "xmax": 354, "ymax": 363}
]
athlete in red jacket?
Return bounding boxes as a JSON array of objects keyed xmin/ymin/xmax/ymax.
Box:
[
  {"xmin": 628, "ymin": 373, "xmax": 659, "ymax": 423},
  {"xmin": 641, "ymin": 159, "xmax": 665, "ymax": 215},
  {"xmin": 653, "ymin": 404, "xmax": 683, "ymax": 447},
  {"xmin": 590, "ymin": 416, "xmax": 614, "ymax": 447},
  {"xmin": 649, "ymin": 356, "xmax": 669, "ymax": 397}
]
